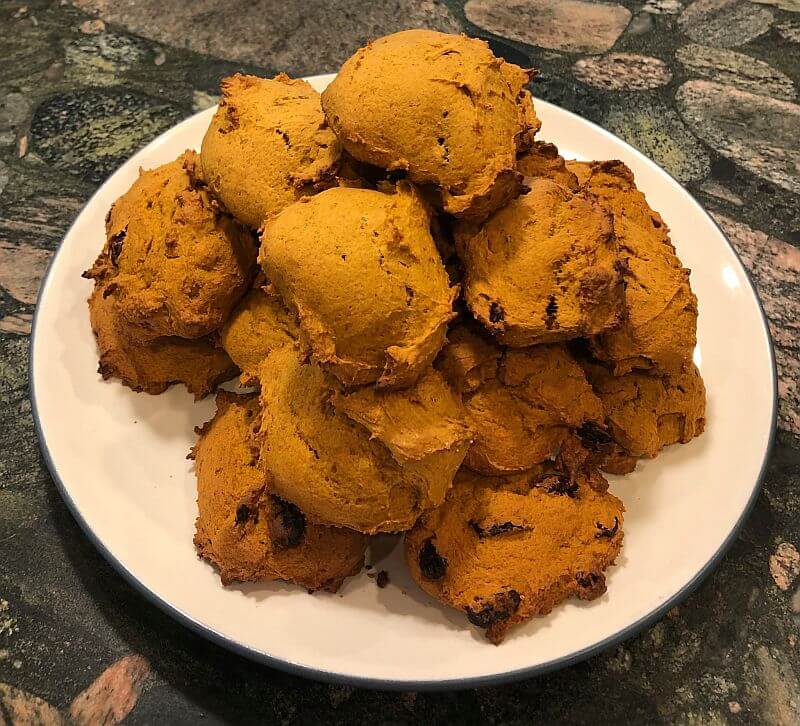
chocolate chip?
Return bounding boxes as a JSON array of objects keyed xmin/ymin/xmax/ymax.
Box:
[
  {"xmin": 386, "ymin": 169, "xmax": 407, "ymax": 183},
  {"xmin": 595, "ymin": 516, "xmax": 619, "ymax": 539},
  {"xmin": 576, "ymin": 571, "xmax": 606, "ymax": 599},
  {"xmin": 577, "ymin": 422, "xmax": 614, "ymax": 452},
  {"xmin": 376, "ymin": 570, "xmax": 390, "ymax": 588},
  {"xmin": 418, "ymin": 537, "xmax": 447, "ymax": 580},
  {"xmin": 489, "ymin": 301, "xmax": 505, "ymax": 324},
  {"xmin": 268, "ymin": 496, "xmax": 306, "ymax": 548},
  {"xmin": 235, "ymin": 504, "xmax": 250, "ymax": 526},
  {"xmin": 545, "ymin": 295, "xmax": 558, "ymax": 329},
  {"xmin": 543, "ymin": 473, "xmax": 579, "ymax": 498},
  {"xmin": 109, "ymin": 228, "xmax": 126, "ymax": 266},
  {"xmin": 465, "ymin": 590, "xmax": 521, "ymax": 628},
  {"xmin": 469, "ymin": 520, "xmax": 532, "ymax": 538}
]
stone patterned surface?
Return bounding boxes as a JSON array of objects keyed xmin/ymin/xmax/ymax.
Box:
[
  {"xmin": 1, "ymin": 0, "xmax": 799, "ymax": 722},
  {"xmin": 72, "ymin": 0, "xmax": 462, "ymax": 74},
  {"xmin": 465, "ymin": 0, "xmax": 632, "ymax": 53},
  {"xmin": 677, "ymin": 0, "xmax": 775, "ymax": 47},
  {"xmin": 677, "ymin": 80, "xmax": 800, "ymax": 195},
  {"xmin": 676, "ymin": 44, "xmax": 796, "ymax": 100},
  {"xmin": 602, "ymin": 97, "xmax": 711, "ymax": 183},
  {"xmin": 573, "ymin": 53, "xmax": 672, "ymax": 90}
]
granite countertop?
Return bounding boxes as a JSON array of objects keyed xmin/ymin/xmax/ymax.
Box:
[{"xmin": 1, "ymin": 0, "xmax": 799, "ymax": 723}]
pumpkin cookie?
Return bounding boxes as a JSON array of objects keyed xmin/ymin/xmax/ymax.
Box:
[
  {"xmin": 192, "ymin": 391, "xmax": 367, "ymax": 590},
  {"xmin": 88, "ymin": 286, "xmax": 236, "ymax": 399},
  {"xmin": 583, "ymin": 360, "xmax": 706, "ymax": 468},
  {"xmin": 257, "ymin": 346, "xmax": 470, "ymax": 533},
  {"xmin": 260, "ymin": 182, "xmax": 456, "ymax": 388},
  {"xmin": 445, "ymin": 338, "xmax": 605, "ymax": 475},
  {"xmin": 201, "ymin": 73, "xmax": 341, "ymax": 228},
  {"xmin": 458, "ymin": 179, "xmax": 624, "ymax": 346},
  {"xmin": 84, "ymin": 151, "xmax": 255, "ymax": 342},
  {"xmin": 435, "ymin": 321, "xmax": 501, "ymax": 395},
  {"xmin": 404, "ymin": 461, "xmax": 624, "ymax": 643},
  {"xmin": 321, "ymin": 29, "xmax": 539, "ymax": 221},
  {"xmin": 219, "ymin": 281, "xmax": 300, "ymax": 386},
  {"xmin": 568, "ymin": 160, "xmax": 698, "ymax": 374},
  {"xmin": 517, "ymin": 141, "xmax": 579, "ymax": 191}
]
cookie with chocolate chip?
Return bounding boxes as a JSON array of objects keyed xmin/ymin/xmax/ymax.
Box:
[
  {"xmin": 192, "ymin": 391, "xmax": 367, "ymax": 590},
  {"xmin": 404, "ymin": 461, "xmax": 624, "ymax": 643},
  {"xmin": 582, "ymin": 360, "xmax": 706, "ymax": 470},
  {"xmin": 457, "ymin": 178, "xmax": 624, "ymax": 346}
]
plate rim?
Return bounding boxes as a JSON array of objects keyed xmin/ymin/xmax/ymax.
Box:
[{"xmin": 28, "ymin": 78, "xmax": 778, "ymax": 691}]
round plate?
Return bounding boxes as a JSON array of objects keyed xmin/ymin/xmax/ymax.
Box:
[{"xmin": 31, "ymin": 73, "xmax": 776, "ymax": 689}]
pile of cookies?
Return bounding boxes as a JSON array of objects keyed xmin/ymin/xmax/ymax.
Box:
[{"xmin": 83, "ymin": 30, "xmax": 706, "ymax": 643}]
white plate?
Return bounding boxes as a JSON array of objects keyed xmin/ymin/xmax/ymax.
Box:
[{"xmin": 31, "ymin": 74, "xmax": 776, "ymax": 689}]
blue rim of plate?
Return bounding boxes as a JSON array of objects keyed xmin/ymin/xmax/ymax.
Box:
[{"xmin": 29, "ymin": 94, "xmax": 778, "ymax": 691}]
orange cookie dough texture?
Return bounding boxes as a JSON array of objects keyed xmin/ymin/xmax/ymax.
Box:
[
  {"xmin": 321, "ymin": 29, "xmax": 540, "ymax": 221},
  {"xmin": 404, "ymin": 464, "xmax": 624, "ymax": 643},
  {"xmin": 435, "ymin": 321, "xmax": 501, "ymax": 395},
  {"xmin": 219, "ymin": 281, "xmax": 300, "ymax": 386},
  {"xmin": 517, "ymin": 141, "xmax": 579, "ymax": 191},
  {"xmin": 88, "ymin": 287, "xmax": 236, "ymax": 399},
  {"xmin": 569, "ymin": 160, "xmax": 698, "ymax": 374},
  {"xmin": 584, "ymin": 360, "xmax": 706, "ymax": 465},
  {"xmin": 458, "ymin": 179, "xmax": 624, "ymax": 347},
  {"xmin": 85, "ymin": 151, "xmax": 255, "ymax": 342},
  {"xmin": 192, "ymin": 392, "xmax": 367, "ymax": 589},
  {"xmin": 260, "ymin": 183, "xmax": 456, "ymax": 388},
  {"xmin": 200, "ymin": 73, "xmax": 341, "ymax": 229},
  {"xmin": 458, "ymin": 342, "xmax": 605, "ymax": 475},
  {"xmin": 257, "ymin": 346, "xmax": 471, "ymax": 534}
]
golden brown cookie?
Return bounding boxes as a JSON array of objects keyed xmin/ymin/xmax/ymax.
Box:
[
  {"xmin": 568, "ymin": 160, "xmax": 698, "ymax": 374},
  {"xmin": 435, "ymin": 321, "xmax": 501, "ymax": 395},
  {"xmin": 257, "ymin": 346, "xmax": 470, "ymax": 533},
  {"xmin": 462, "ymin": 343, "xmax": 605, "ymax": 474},
  {"xmin": 457, "ymin": 179, "xmax": 624, "ymax": 346},
  {"xmin": 200, "ymin": 73, "xmax": 341, "ymax": 228},
  {"xmin": 219, "ymin": 281, "xmax": 299, "ymax": 386},
  {"xmin": 404, "ymin": 462, "xmax": 624, "ymax": 643},
  {"xmin": 88, "ymin": 286, "xmax": 236, "ymax": 399},
  {"xmin": 192, "ymin": 391, "xmax": 367, "ymax": 590},
  {"xmin": 84, "ymin": 151, "xmax": 255, "ymax": 342},
  {"xmin": 583, "ymin": 360, "xmax": 706, "ymax": 465},
  {"xmin": 260, "ymin": 182, "xmax": 456, "ymax": 388},
  {"xmin": 321, "ymin": 30, "xmax": 539, "ymax": 221},
  {"xmin": 517, "ymin": 141, "xmax": 579, "ymax": 191}
]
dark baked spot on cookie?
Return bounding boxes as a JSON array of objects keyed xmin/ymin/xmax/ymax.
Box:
[
  {"xmin": 489, "ymin": 301, "xmax": 505, "ymax": 324},
  {"xmin": 275, "ymin": 128, "xmax": 291, "ymax": 147},
  {"xmin": 576, "ymin": 571, "xmax": 607, "ymax": 599},
  {"xmin": 235, "ymin": 504, "xmax": 250, "ymax": 526},
  {"xmin": 465, "ymin": 590, "xmax": 521, "ymax": 628},
  {"xmin": 164, "ymin": 236, "xmax": 179, "ymax": 259},
  {"xmin": 469, "ymin": 520, "xmax": 532, "ymax": 538},
  {"xmin": 404, "ymin": 285, "xmax": 415, "ymax": 306},
  {"xmin": 542, "ymin": 473, "xmax": 579, "ymax": 498},
  {"xmin": 268, "ymin": 496, "xmax": 306, "ymax": 548},
  {"xmin": 545, "ymin": 295, "xmax": 558, "ymax": 330},
  {"xmin": 418, "ymin": 537, "xmax": 448, "ymax": 580},
  {"xmin": 595, "ymin": 516, "xmax": 619, "ymax": 538},
  {"xmin": 386, "ymin": 169, "xmax": 407, "ymax": 183},
  {"xmin": 109, "ymin": 228, "xmax": 126, "ymax": 266},
  {"xmin": 577, "ymin": 422, "xmax": 614, "ymax": 452}
]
